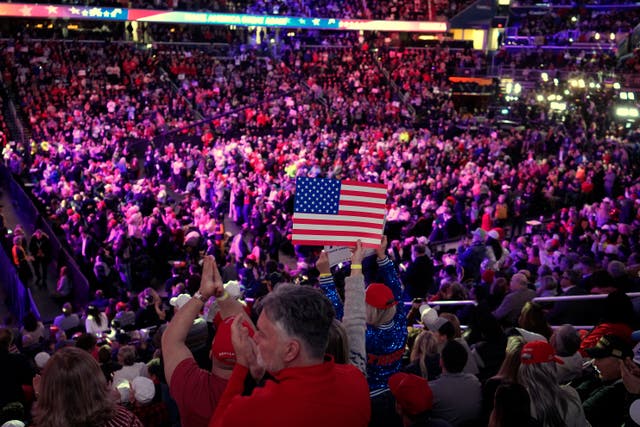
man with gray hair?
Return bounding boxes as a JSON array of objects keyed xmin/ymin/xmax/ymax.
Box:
[
  {"xmin": 492, "ymin": 273, "xmax": 536, "ymax": 326},
  {"xmin": 209, "ymin": 284, "xmax": 371, "ymax": 427}
]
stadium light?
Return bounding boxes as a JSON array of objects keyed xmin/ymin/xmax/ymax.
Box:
[
  {"xmin": 513, "ymin": 83, "xmax": 522, "ymax": 95},
  {"xmin": 610, "ymin": 33, "xmax": 616, "ymax": 41},
  {"xmin": 615, "ymin": 107, "xmax": 639, "ymax": 118},
  {"xmin": 536, "ymin": 94, "xmax": 544, "ymax": 102},
  {"xmin": 541, "ymin": 72, "xmax": 548, "ymax": 82},
  {"xmin": 613, "ymin": 82, "xmax": 621, "ymax": 90},
  {"xmin": 550, "ymin": 102, "xmax": 567, "ymax": 111},
  {"xmin": 621, "ymin": 92, "xmax": 628, "ymax": 100},
  {"xmin": 594, "ymin": 33, "xmax": 600, "ymax": 40}
]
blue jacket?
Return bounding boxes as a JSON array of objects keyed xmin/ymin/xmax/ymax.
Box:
[{"xmin": 365, "ymin": 257, "xmax": 407, "ymax": 394}]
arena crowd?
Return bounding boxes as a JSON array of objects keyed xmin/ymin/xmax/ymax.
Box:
[{"xmin": 1, "ymin": 1, "xmax": 640, "ymax": 425}]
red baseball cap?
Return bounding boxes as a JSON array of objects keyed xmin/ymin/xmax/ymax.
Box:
[
  {"xmin": 481, "ymin": 269, "xmax": 495, "ymax": 284},
  {"xmin": 365, "ymin": 283, "xmax": 397, "ymax": 310},
  {"xmin": 211, "ymin": 315, "xmax": 255, "ymax": 366},
  {"xmin": 521, "ymin": 341, "xmax": 564, "ymax": 365},
  {"xmin": 388, "ymin": 372, "xmax": 433, "ymax": 415}
]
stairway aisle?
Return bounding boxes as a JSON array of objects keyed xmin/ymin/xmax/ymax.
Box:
[{"xmin": 0, "ymin": 182, "xmax": 61, "ymax": 324}]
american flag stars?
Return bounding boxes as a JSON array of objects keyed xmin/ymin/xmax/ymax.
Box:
[
  {"xmin": 20, "ymin": 5, "xmax": 32, "ymax": 16},
  {"xmin": 294, "ymin": 177, "xmax": 341, "ymax": 214}
]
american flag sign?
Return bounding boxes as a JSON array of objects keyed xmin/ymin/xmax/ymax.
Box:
[{"xmin": 292, "ymin": 177, "xmax": 388, "ymax": 248}]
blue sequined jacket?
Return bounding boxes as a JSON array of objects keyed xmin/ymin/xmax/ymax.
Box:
[
  {"xmin": 320, "ymin": 257, "xmax": 407, "ymax": 393},
  {"xmin": 364, "ymin": 257, "xmax": 407, "ymax": 394}
]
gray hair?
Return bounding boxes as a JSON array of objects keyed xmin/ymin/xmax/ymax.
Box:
[
  {"xmin": 257, "ymin": 284, "xmax": 335, "ymax": 359},
  {"xmin": 550, "ymin": 324, "xmax": 581, "ymax": 357}
]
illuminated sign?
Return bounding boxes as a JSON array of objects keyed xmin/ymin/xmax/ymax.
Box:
[
  {"xmin": 0, "ymin": 3, "xmax": 447, "ymax": 33},
  {"xmin": 0, "ymin": 3, "xmax": 125, "ymax": 20}
]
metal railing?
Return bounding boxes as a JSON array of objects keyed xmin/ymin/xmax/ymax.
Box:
[
  {"xmin": 534, "ymin": 292, "xmax": 640, "ymax": 303},
  {"xmin": 402, "ymin": 299, "xmax": 477, "ymax": 307}
]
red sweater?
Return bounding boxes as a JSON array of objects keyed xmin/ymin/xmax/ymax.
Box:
[
  {"xmin": 210, "ymin": 360, "xmax": 370, "ymax": 427},
  {"xmin": 170, "ymin": 358, "xmax": 228, "ymax": 427}
]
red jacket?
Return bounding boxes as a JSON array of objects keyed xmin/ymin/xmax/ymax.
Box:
[{"xmin": 210, "ymin": 360, "xmax": 370, "ymax": 427}]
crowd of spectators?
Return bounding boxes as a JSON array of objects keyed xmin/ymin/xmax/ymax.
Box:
[
  {"xmin": 507, "ymin": 8, "xmax": 639, "ymax": 45},
  {"xmin": 1, "ymin": 34, "xmax": 639, "ymax": 291},
  {"xmin": 495, "ymin": 48, "xmax": 618, "ymax": 73}
]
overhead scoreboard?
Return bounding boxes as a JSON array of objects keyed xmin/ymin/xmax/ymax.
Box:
[{"xmin": 0, "ymin": 3, "xmax": 447, "ymax": 33}]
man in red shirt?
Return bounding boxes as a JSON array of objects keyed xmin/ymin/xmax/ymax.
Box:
[
  {"xmin": 162, "ymin": 256, "xmax": 245, "ymax": 427},
  {"xmin": 209, "ymin": 284, "xmax": 371, "ymax": 427}
]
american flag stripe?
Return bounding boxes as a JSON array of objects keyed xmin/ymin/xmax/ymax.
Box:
[
  {"xmin": 342, "ymin": 180, "xmax": 388, "ymax": 192},
  {"xmin": 336, "ymin": 210, "xmax": 387, "ymax": 219},
  {"xmin": 340, "ymin": 193, "xmax": 384, "ymax": 204},
  {"xmin": 293, "ymin": 216, "xmax": 385, "ymax": 226},
  {"xmin": 340, "ymin": 200, "xmax": 385, "ymax": 215},
  {"xmin": 292, "ymin": 236, "xmax": 382, "ymax": 247},
  {"xmin": 293, "ymin": 225, "xmax": 380, "ymax": 237},
  {"xmin": 292, "ymin": 177, "xmax": 387, "ymax": 248}
]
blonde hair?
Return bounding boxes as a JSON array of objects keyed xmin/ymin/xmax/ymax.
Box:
[
  {"xmin": 410, "ymin": 330, "xmax": 439, "ymax": 378},
  {"xmin": 519, "ymin": 361, "xmax": 580, "ymax": 427},
  {"xmin": 366, "ymin": 305, "xmax": 396, "ymax": 326},
  {"xmin": 494, "ymin": 335, "xmax": 525, "ymax": 382}
]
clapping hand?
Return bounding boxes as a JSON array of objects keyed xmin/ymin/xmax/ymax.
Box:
[
  {"xmin": 231, "ymin": 313, "xmax": 264, "ymax": 380},
  {"xmin": 199, "ymin": 255, "xmax": 224, "ymax": 299}
]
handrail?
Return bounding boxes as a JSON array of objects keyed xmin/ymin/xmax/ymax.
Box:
[
  {"xmin": 534, "ymin": 292, "xmax": 640, "ymax": 303},
  {"xmin": 402, "ymin": 300, "xmax": 478, "ymax": 307},
  {"xmin": 413, "ymin": 324, "xmax": 594, "ymax": 329}
]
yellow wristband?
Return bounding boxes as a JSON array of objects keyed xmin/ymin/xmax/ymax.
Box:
[
  {"xmin": 217, "ymin": 290, "xmax": 230, "ymax": 301},
  {"xmin": 351, "ymin": 264, "xmax": 362, "ymax": 270},
  {"xmin": 319, "ymin": 273, "xmax": 332, "ymax": 278}
]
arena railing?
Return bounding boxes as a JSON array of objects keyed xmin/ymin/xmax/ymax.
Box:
[
  {"xmin": 533, "ymin": 292, "xmax": 640, "ymax": 303},
  {"xmin": 393, "ymin": 292, "xmax": 640, "ymax": 307}
]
